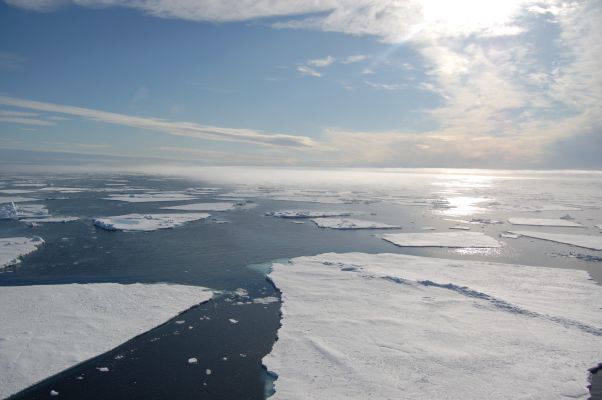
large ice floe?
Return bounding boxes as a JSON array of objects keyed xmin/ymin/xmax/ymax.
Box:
[
  {"xmin": 103, "ymin": 193, "xmax": 197, "ymax": 203},
  {"xmin": 160, "ymin": 202, "xmax": 236, "ymax": 211},
  {"xmin": 93, "ymin": 213, "xmax": 210, "ymax": 231},
  {"xmin": 382, "ymin": 231, "xmax": 501, "ymax": 248},
  {"xmin": 508, "ymin": 218, "xmax": 584, "ymax": 227},
  {"xmin": 0, "ymin": 283, "xmax": 212, "ymax": 398},
  {"xmin": 312, "ymin": 218, "xmax": 400, "ymax": 230},
  {"xmin": 0, "ymin": 236, "xmax": 44, "ymax": 269},
  {"xmin": 265, "ymin": 210, "xmax": 353, "ymax": 219},
  {"xmin": 508, "ymin": 231, "xmax": 602, "ymax": 251},
  {"xmin": 264, "ymin": 253, "xmax": 602, "ymax": 400}
]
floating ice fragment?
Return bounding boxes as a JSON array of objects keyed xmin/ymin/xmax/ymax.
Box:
[
  {"xmin": 50, "ymin": 389, "xmax": 59, "ymax": 396},
  {"xmin": 508, "ymin": 218, "xmax": 583, "ymax": 227},
  {"xmin": 97, "ymin": 367, "xmax": 109, "ymax": 372},
  {"xmin": 188, "ymin": 358, "xmax": 198, "ymax": 364},
  {"xmin": 312, "ymin": 218, "xmax": 400, "ymax": 230},
  {"xmin": 205, "ymin": 369, "xmax": 211, "ymax": 375},
  {"xmin": 93, "ymin": 213, "xmax": 210, "ymax": 232},
  {"xmin": 508, "ymin": 231, "xmax": 602, "ymax": 250},
  {"xmin": 449, "ymin": 225, "xmax": 470, "ymax": 230},
  {"xmin": 266, "ymin": 210, "xmax": 353, "ymax": 219},
  {"xmin": 253, "ymin": 296, "xmax": 279, "ymax": 304},
  {"xmin": 229, "ymin": 319, "xmax": 239, "ymax": 324},
  {"xmin": 161, "ymin": 202, "xmax": 236, "ymax": 211},
  {"xmin": 500, "ymin": 232, "xmax": 520, "ymax": 239},
  {"xmin": 383, "ymin": 232, "xmax": 501, "ymax": 248}
]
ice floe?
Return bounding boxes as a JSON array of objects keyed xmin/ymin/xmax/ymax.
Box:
[
  {"xmin": 265, "ymin": 210, "xmax": 353, "ymax": 219},
  {"xmin": 103, "ymin": 193, "xmax": 197, "ymax": 203},
  {"xmin": 0, "ymin": 203, "xmax": 48, "ymax": 220},
  {"xmin": 0, "ymin": 196, "xmax": 37, "ymax": 204},
  {"xmin": 22, "ymin": 217, "xmax": 80, "ymax": 226},
  {"xmin": 508, "ymin": 218, "xmax": 584, "ymax": 227},
  {"xmin": 0, "ymin": 236, "xmax": 44, "ymax": 269},
  {"xmin": 264, "ymin": 253, "xmax": 602, "ymax": 399},
  {"xmin": 312, "ymin": 218, "xmax": 400, "ymax": 230},
  {"xmin": 448, "ymin": 225, "xmax": 470, "ymax": 230},
  {"xmin": 383, "ymin": 231, "xmax": 501, "ymax": 248},
  {"xmin": 0, "ymin": 189, "xmax": 36, "ymax": 194},
  {"xmin": 161, "ymin": 202, "xmax": 236, "ymax": 211},
  {"xmin": 0, "ymin": 283, "xmax": 212, "ymax": 398},
  {"xmin": 93, "ymin": 213, "xmax": 210, "ymax": 231},
  {"xmin": 508, "ymin": 231, "xmax": 602, "ymax": 251}
]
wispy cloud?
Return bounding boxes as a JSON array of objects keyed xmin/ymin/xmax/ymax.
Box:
[
  {"xmin": 341, "ymin": 55, "xmax": 368, "ymax": 64},
  {"xmin": 0, "ymin": 96, "xmax": 315, "ymax": 148},
  {"xmin": 296, "ymin": 65, "xmax": 321, "ymax": 78},
  {"xmin": 307, "ymin": 55, "xmax": 336, "ymax": 67}
]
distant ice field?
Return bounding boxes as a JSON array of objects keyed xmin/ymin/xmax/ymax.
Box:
[{"xmin": 0, "ymin": 168, "xmax": 601, "ymax": 399}]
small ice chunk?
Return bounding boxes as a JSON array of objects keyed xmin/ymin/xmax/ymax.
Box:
[
  {"xmin": 205, "ymin": 369, "xmax": 212, "ymax": 375},
  {"xmin": 175, "ymin": 320, "xmax": 185, "ymax": 325},
  {"xmin": 229, "ymin": 319, "xmax": 239, "ymax": 324},
  {"xmin": 312, "ymin": 218, "xmax": 400, "ymax": 230},
  {"xmin": 508, "ymin": 218, "xmax": 583, "ymax": 227},
  {"xmin": 507, "ymin": 231, "xmax": 602, "ymax": 250},
  {"xmin": 383, "ymin": 232, "xmax": 501, "ymax": 248},
  {"xmin": 93, "ymin": 213, "xmax": 210, "ymax": 232},
  {"xmin": 97, "ymin": 367, "xmax": 109, "ymax": 372},
  {"xmin": 266, "ymin": 210, "xmax": 353, "ymax": 219},
  {"xmin": 188, "ymin": 358, "xmax": 198, "ymax": 364},
  {"xmin": 253, "ymin": 296, "xmax": 279, "ymax": 304},
  {"xmin": 233, "ymin": 288, "xmax": 249, "ymax": 297},
  {"xmin": 21, "ymin": 217, "xmax": 79, "ymax": 226},
  {"xmin": 449, "ymin": 225, "xmax": 470, "ymax": 230},
  {"xmin": 500, "ymin": 232, "xmax": 520, "ymax": 239},
  {"xmin": 50, "ymin": 389, "xmax": 59, "ymax": 396}
]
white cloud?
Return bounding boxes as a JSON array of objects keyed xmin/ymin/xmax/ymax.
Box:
[
  {"xmin": 341, "ymin": 54, "xmax": 368, "ymax": 64},
  {"xmin": 296, "ymin": 65, "xmax": 321, "ymax": 78},
  {"xmin": 0, "ymin": 96, "xmax": 315, "ymax": 148},
  {"xmin": 307, "ymin": 55, "xmax": 336, "ymax": 67}
]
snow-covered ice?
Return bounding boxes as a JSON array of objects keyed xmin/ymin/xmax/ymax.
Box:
[
  {"xmin": 312, "ymin": 218, "xmax": 400, "ymax": 230},
  {"xmin": 264, "ymin": 253, "xmax": 602, "ymax": 400},
  {"xmin": 0, "ymin": 196, "xmax": 37, "ymax": 204},
  {"xmin": 0, "ymin": 189, "xmax": 36, "ymax": 194},
  {"xmin": 508, "ymin": 218, "xmax": 584, "ymax": 227},
  {"xmin": 0, "ymin": 203, "xmax": 48, "ymax": 220},
  {"xmin": 0, "ymin": 236, "xmax": 44, "ymax": 269},
  {"xmin": 266, "ymin": 210, "xmax": 353, "ymax": 219},
  {"xmin": 508, "ymin": 231, "xmax": 602, "ymax": 251},
  {"xmin": 449, "ymin": 225, "xmax": 470, "ymax": 230},
  {"xmin": 22, "ymin": 217, "xmax": 80, "ymax": 226},
  {"xmin": 161, "ymin": 202, "xmax": 236, "ymax": 211},
  {"xmin": 103, "ymin": 193, "xmax": 197, "ymax": 203},
  {"xmin": 93, "ymin": 213, "xmax": 210, "ymax": 231},
  {"xmin": 382, "ymin": 231, "xmax": 501, "ymax": 248},
  {"xmin": 0, "ymin": 282, "xmax": 213, "ymax": 398}
]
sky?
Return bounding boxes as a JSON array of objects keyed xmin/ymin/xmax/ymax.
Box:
[{"xmin": 0, "ymin": 0, "xmax": 600, "ymax": 169}]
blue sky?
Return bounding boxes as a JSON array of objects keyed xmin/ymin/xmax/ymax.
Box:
[{"xmin": 0, "ymin": 0, "xmax": 600, "ymax": 168}]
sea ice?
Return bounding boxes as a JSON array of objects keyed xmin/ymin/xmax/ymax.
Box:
[
  {"xmin": 311, "ymin": 218, "xmax": 400, "ymax": 230},
  {"xmin": 0, "ymin": 282, "xmax": 213, "ymax": 398},
  {"xmin": 264, "ymin": 253, "xmax": 602, "ymax": 400},
  {"xmin": 103, "ymin": 193, "xmax": 197, "ymax": 203},
  {"xmin": 266, "ymin": 210, "xmax": 353, "ymax": 219},
  {"xmin": 508, "ymin": 231, "xmax": 602, "ymax": 251},
  {"xmin": 161, "ymin": 202, "xmax": 236, "ymax": 211},
  {"xmin": 0, "ymin": 236, "xmax": 44, "ymax": 269},
  {"xmin": 0, "ymin": 203, "xmax": 48, "ymax": 220},
  {"xmin": 21, "ymin": 217, "xmax": 80, "ymax": 226},
  {"xmin": 382, "ymin": 231, "xmax": 501, "ymax": 248},
  {"xmin": 93, "ymin": 213, "xmax": 210, "ymax": 232},
  {"xmin": 0, "ymin": 196, "xmax": 37, "ymax": 204},
  {"xmin": 449, "ymin": 225, "xmax": 470, "ymax": 230},
  {"xmin": 508, "ymin": 218, "xmax": 584, "ymax": 227},
  {"xmin": 0, "ymin": 189, "xmax": 36, "ymax": 194}
]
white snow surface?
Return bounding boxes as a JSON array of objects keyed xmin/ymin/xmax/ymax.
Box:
[
  {"xmin": 0, "ymin": 283, "xmax": 213, "ymax": 398},
  {"xmin": 509, "ymin": 231, "xmax": 602, "ymax": 251},
  {"xmin": 264, "ymin": 252, "xmax": 602, "ymax": 400},
  {"xmin": 0, "ymin": 236, "xmax": 44, "ymax": 268},
  {"xmin": 312, "ymin": 218, "xmax": 400, "ymax": 230},
  {"xmin": 103, "ymin": 193, "xmax": 197, "ymax": 203},
  {"xmin": 0, "ymin": 203, "xmax": 48, "ymax": 220},
  {"xmin": 266, "ymin": 210, "xmax": 352, "ymax": 219},
  {"xmin": 93, "ymin": 213, "xmax": 210, "ymax": 231},
  {"xmin": 383, "ymin": 231, "xmax": 501, "ymax": 248},
  {"xmin": 508, "ymin": 218, "xmax": 584, "ymax": 227},
  {"xmin": 161, "ymin": 202, "xmax": 236, "ymax": 211}
]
